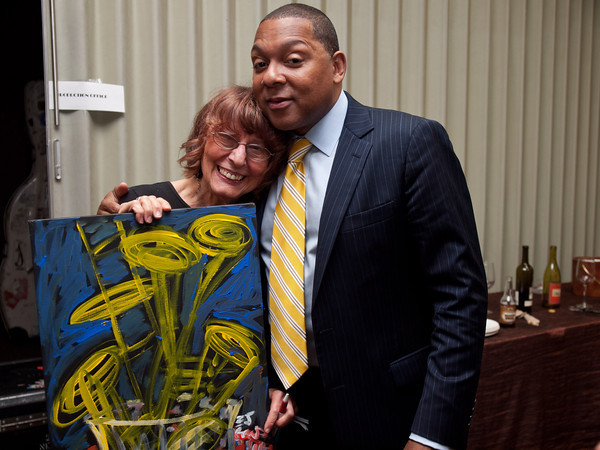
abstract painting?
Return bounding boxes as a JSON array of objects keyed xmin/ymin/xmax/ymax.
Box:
[{"xmin": 29, "ymin": 205, "xmax": 271, "ymax": 449}]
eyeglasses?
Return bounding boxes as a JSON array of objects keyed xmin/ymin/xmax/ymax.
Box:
[{"xmin": 210, "ymin": 131, "xmax": 272, "ymax": 162}]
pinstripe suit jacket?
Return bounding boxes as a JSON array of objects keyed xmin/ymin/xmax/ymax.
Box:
[{"xmin": 262, "ymin": 93, "xmax": 487, "ymax": 448}]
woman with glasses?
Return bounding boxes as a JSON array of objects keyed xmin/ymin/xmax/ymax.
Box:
[{"xmin": 118, "ymin": 85, "xmax": 289, "ymax": 224}]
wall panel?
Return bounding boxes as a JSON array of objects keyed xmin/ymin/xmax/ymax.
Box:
[{"xmin": 43, "ymin": 0, "xmax": 600, "ymax": 286}]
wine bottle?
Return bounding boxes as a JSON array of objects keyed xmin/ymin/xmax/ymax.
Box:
[
  {"xmin": 499, "ymin": 276, "xmax": 517, "ymax": 327},
  {"xmin": 542, "ymin": 245, "xmax": 561, "ymax": 309},
  {"xmin": 515, "ymin": 245, "xmax": 534, "ymax": 313}
]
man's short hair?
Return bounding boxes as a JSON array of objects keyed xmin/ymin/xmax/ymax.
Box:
[{"xmin": 261, "ymin": 3, "xmax": 339, "ymax": 56}]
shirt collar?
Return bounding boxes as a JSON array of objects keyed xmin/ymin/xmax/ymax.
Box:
[{"xmin": 302, "ymin": 91, "xmax": 348, "ymax": 157}]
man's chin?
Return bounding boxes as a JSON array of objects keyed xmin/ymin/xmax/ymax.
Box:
[{"xmin": 265, "ymin": 116, "xmax": 298, "ymax": 132}]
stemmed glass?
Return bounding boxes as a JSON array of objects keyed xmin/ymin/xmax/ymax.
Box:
[
  {"xmin": 570, "ymin": 258, "xmax": 597, "ymax": 312},
  {"xmin": 484, "ymin": 261, "xmax": 495, "ymax": 314},
  {"xmin": 484, "ymin": 261, "xmax": 495, "ymax": 291}
]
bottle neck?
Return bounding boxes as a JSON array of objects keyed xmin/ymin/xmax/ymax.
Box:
[
  {"xmin": 549, "ymin": 246, "xmax": 557, "ymax": 263},
  {"xmin": 504, "ymin": 277, "xmax": 513, "ymax": 293},
  {"xmin": 521, "ymin": 246, "xmax": 529, "ymax": 263}
]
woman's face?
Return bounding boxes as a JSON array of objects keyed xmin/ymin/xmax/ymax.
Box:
[{"xmin": 198, "ymin": 127, "xmax": 270, "ymax": 205}]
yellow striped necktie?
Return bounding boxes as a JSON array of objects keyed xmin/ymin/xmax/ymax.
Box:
[{"xmin": 268, "ymin": 138, "xmax": 312, "ymax": 389}]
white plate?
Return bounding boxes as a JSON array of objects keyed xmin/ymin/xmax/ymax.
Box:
[{"xmin": 485, "ymin": 319, "xmax": 500, "ymax": 337}]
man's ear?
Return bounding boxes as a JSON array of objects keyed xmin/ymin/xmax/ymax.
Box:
[{"xmin": 331, "ymin": 51, "xmax": 347, "ymax": 84}]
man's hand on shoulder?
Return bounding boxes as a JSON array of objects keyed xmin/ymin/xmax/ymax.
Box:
[{"xmin": 97, "ymin": 182, "xmax": 129, "ymax": 215}]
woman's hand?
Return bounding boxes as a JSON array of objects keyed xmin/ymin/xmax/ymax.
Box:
[{"xmin": 118, "ymin": 195, "xmax": 172, "ymax": 224}]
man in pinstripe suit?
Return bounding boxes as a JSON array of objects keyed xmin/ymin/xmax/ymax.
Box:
[
  {"xmin": 254, "ymin": 4, "xmax": 487, "ymax": 449},
  {"xmin": 98, "ymin": 3, "xmax": 487, "ymax": 448}
]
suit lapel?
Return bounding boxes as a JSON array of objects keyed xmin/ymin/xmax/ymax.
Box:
[{"xmin": 313, "ymin": 95, "xmax": 373, "ymax": 301}]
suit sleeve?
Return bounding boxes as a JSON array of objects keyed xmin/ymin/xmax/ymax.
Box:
[{"xmin": 404, "ymin": 119, "xmax": 487, "ymax": 448}]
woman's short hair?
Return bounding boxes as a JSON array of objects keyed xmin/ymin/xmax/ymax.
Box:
[{"xmin": 179, "ymin": 85, "xmax": 289, "ymax": 194}]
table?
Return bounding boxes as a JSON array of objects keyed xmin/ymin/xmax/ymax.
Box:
[{"xmin": 467, "ymin": 284, "xmax": 600, "ymax": 449}]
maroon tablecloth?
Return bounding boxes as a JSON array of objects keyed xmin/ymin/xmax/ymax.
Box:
[{"xmin": 468, "ymin": 284, "xmax": 600, "ymax": 449}]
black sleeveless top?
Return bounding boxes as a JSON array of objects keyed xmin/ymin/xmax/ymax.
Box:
[
  {"xmin": 119, "ymin": 181, "xmax": 256, "ymax": 208},
  {"xmin": 119, "ymin": 181, "xmax": 189, "ymax": 208}
]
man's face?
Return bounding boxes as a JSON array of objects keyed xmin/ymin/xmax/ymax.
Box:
[{"xmin": 251, "ymin": 17, "xmax": 345, "ymax": 135}]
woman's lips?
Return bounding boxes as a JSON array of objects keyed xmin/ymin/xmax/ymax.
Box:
[{"xmin": 218, "ymin": 166, "xmax": 244, "ymax": 181}]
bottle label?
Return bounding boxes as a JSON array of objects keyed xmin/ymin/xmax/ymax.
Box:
[
  {"xmin": 549, "ymin": 283, "xmax": 561, "ymax": 305},
  {"xmin": 500, "ymin": 304, "xmax": 517, "ymax": 325},
  {"xmin": 525, "ymin": 287, "xmax": 533, "ymax": 307},
  {"xmin": 517, "ymin": 288, "xmax": 533, "ymax": 309}
]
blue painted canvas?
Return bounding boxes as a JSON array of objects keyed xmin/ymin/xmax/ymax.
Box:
[{"xmin": 29, "ymin": 205, "xmax": 269, "ymax": 449}]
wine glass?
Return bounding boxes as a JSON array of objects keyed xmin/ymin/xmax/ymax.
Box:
[
  {"xmin": 570, "ymin": 258, "xmax": 597, "ymax": 312},
  {"xmin": 484, "ymin": 261, "xmax": 495, "ymax": 290},
  {"xmin": 484, "ymin": 261, "xmax": 495, "ymax": 314}
]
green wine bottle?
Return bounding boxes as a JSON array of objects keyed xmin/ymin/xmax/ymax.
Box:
[
  {"xmin": 515, "ymin": 245, "xmax": 534, "ymax": 313},
  {"xmin": 542, "ymin": 245, "xmax": 561, "ymax": 309}
]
